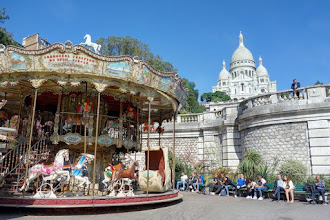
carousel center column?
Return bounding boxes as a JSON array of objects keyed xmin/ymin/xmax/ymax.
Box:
[{"xmin": 92, "ymin": 83, "xmax": 107, "ymax": 196}]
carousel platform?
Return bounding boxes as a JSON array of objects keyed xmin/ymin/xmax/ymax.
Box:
[{"xmin": 0, "ymin": 191, "xmax": 182, "ymax": 208}]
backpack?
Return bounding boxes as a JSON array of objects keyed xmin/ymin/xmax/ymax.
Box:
[
  {"xmin": 203, "ymin": 187, "xmax": 210, "ymax": 195},
  {"xmin": 264, "ymin": 182, "xmax": 270, "ymax": 190},
  {"xmin": 220, "ymin": 187, "xmax": 227, "ymax": 196},
  {"xmin": 304, "ymin": 183, "xmax": 315, "ymax": 193}
]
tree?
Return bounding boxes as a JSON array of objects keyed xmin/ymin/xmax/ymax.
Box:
[
  {"xmin": 201, "ymin": 91, "xmax": 231, "ymax": 102},
  {"xmin": 314, "ymin": 80, "xmax": 323, "ymax": 85},
  {"xmin": 0, "ymin": 8, "xmax": 9, "ymax": 23},
  {"xmin": 96, "ymin": 36, "xmax": 176, "ymax": 72},
  {"xmin": 238, "ymin": 149, "xmax": 263, "ymax": 179},
  {"xmin": 0, "ymin": 8, "xmax": 20, "ymax": 47},
  {"xmin": 97, "ymin": 36, "xmax": 203, "ymax": 113},
  {"xmin": 181, "ymin": 78, "xmax": 205, "ymax": 113}
]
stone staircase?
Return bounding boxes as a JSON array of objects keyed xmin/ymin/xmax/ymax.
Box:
[{"xmin": 0, "ymin": 139, "xmax": 48, "ymax": 194}]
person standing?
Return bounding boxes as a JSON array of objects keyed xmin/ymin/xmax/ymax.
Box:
[
  {"xmin": 291, "ymin": 79, "xmax": 301, "ymax": 98},
  {"xmin": 283, "ymin": 176, "xmax": 295, "ymax": 203},
  {"xmin": 311, "ymin": 175, "xmax": 327, "ymax": 205},
  {"xmin": 176, "ymin": 172, "xmax": 188, "ymax": 191},
  {"xmin": 273, "ymin": 174, "xmax": 284, "ymax": 202}
]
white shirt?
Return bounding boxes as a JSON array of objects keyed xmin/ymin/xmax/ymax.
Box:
[
  {"xmin": 181, "ymin": 175, "xmax": 188, "ymax": 182},
  {"xmin": 283, "ymin": 180, "xmax": 295, "ymax": 190}
]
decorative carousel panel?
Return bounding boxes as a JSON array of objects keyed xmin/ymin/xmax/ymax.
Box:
[
  {"xmin": 62, "ymin": 133, "xmax": 83, "ymax": 145},
  {"xmin": 9, "ymin": 52, "xmax": 32, "ymax": 70},
  {"xmin": 39, "ymin": 51, "xmax": 99, "ymax": 73},
  {"xmin": 123, "ymin": 139, "xmax": 135, "ymax": 150},
  {"xmin": 105, "ymin": 61, "xmax": 131, "ymax": 78},
  {"xmin": 97, "ymin": 135, "xmax": 114, "ymax": 147}
]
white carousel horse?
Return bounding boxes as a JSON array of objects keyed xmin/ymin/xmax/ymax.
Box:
[
  {"xmin": 71, "ymin": 153, "xmax": 95, "ymax": 187},
  {"xmin": 19, "ymin": 149, "xmax": 70, "ymax": 191},
  {"xmin": 63, "ymin": 117, "xmax": 73, "ymax": 132},
  {"xmin": 80, "ymin": 34, "xmax": 101, "ymax": 54},
  {"xmin": 0, "ymin": 99, "xmax": 7, "ymax": 109}
]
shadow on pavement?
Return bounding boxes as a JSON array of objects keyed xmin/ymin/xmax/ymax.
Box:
[{"xmin": 0, "ymin": 199, "xmax": 183, "ymax": 217}]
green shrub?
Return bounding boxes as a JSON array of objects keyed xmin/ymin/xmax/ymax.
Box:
[
  {"xmin": 279, "ymin": 160, "xmax": 308, "ymax": 184},
  {"xmin": 238, "ymin": 149, "xmax": 262, "ymax": 179}
]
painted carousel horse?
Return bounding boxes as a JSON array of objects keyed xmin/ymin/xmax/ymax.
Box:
[
  {"xmin": 19, "ymin": 149, "xmax": 70, "ymax": 191},
  {"xmin": 63, "ymin": 117, "xmax": 73, "ymax": 132},
  {"xmin": 102, "ymin": 157, "xmax": 139, "ymax": 195},
  {"xmin": 71, "ymin": 153, "xmax": 95, "ymax": 187}
]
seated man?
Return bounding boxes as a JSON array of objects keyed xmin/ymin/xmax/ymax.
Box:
[
  {"xmin": 176, "ymin": 172, "xmax": 188, "ymax": 191},
  {"xmin": 253, "ymin": 175, "xmax": 269, "ymax": 200},
  {"xmin": 188, "ymin": 172, "xmax": 198, "ymax": 191},
  {"xmin": 311, "ymin": 175, "xmax": 327, "ymax": 205},
  {"xmin": 206, "ymin": 173, "xmax": 220, "ymax": 195},
  {"xmin": 246, "ymin": 178, "xmax": 257, "ymax": 199},
  {"xmin": 237, "ymin": 174, "xmax": 246, "ymax": 189},
  {"xmin": 194, "ymin": 172, "xmax": 204, "ymax": 192},
  {"xmin": 216, "ymin": 174, "xmax": 237, "ymax": 197},
  {"xmin": 273, "ymin": 174, "xmax": 284, "ymax": 202}
]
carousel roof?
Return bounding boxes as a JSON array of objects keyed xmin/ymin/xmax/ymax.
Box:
[{"xmin": 0, "ymin": 41, "xmax": 188, "ymax": 120}]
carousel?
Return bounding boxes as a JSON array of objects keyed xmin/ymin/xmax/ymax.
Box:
[{"xmin": 0, "ymin": 36, "xmax": 187, "ymax": 208}]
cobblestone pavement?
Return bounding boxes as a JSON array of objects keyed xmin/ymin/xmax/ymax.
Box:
[{"xmin": 1, "ymin": 192, "xmax": 330, "ymax": 220}]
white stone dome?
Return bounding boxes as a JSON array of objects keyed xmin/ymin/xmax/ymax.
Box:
[
  {"xmin": 256, "ymin": 57, "xmax": 269, "ymax": 77},
  {"xmin": 230, "ymin": 32, "xmax": 255, "ymax": 64},
  {"xmin": 218, "ymin": 60, "xmax": 231, "ymax": 80}
]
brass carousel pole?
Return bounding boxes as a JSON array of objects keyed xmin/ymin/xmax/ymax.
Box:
[
  {"xmin": 23, "ymin": 88, "xmax": 38, "ymax": 192},
  {"xmin": 83, "ymin": 82, "xmax": 87, "ymax": 153},
  {"xmin": 136, "ymin": 102, "xmax": 140, "ymax": 151},
  {"xmin": 172, "ymin": 110, "xmax": 176, "ymax": 192},
  {"xmin": 92, "ymin": 92, "xmax": 101, "ymax": 196},
  {"xmin": 146, "ymin": 99, "xmax": 151, "ymax": 196}
]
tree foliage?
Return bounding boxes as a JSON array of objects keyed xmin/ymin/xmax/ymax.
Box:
[
  {"xmin": 97, "ymin": 36, "xmax": 204, "ymax": 113},
  {"xmin": 0, "ymin": 8, "xmax": 9, "ymax": 23},
  {"xmin": 96, "ymin": 36, "xmax": 176, "ymax": 72},
  {"xmin": 200, "ymin": 91, "xmax": 231, "ymax": 102},
  {"xmin": 279, "ymin": 159, "xmax": 307, "ymax": 184},
  {"xmin": 181, "ymin": 78, "xmax": 205, "ymax": 113},
  {"xmin": 238, "ymin": 149, "xmax": 263, "ymax": 179},
  {"xmin": 0, "ymin": 8, "xmax": 20, "ymax": 47},
  {"xmin": 314, "ymin": 80, "xmax": 323, "ymax": 85}
]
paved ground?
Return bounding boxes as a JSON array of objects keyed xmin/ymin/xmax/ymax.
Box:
[{"xmin": 0, "ymin": 192, "xmax": 329, "ymax": 220}]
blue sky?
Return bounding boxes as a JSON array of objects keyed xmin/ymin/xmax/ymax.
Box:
[{"xmin": 2, "ymin": 0, "xmax": 330, "ymax": 97}]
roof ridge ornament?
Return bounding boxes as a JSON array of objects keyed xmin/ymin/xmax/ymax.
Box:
[
  {"xmin": 80, "ymin": 34, "xmax": 101, "ymax": 54},
  {"xmin": 259, "ymin": 56, "xmax": 263, "ymax": 66},
  {"xmin": 239, "ymin": 31, "xmax": 244, "ymax": 47},
  {"xmin": 222, "ymin": 60, "xmax": 226, "ymax": 69}
]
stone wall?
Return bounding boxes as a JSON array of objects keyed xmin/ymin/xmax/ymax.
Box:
[
  {"xmin": 142, "ymin": 137, "xmax": 199, "ymax": 166},
  {"xmin": 240, "ymin": 122, "xmax": 311, "ymax": 172}
]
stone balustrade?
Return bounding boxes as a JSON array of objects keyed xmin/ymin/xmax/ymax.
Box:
[
  {"xmin": 163, "ymin": 110, "xmax": 222, "ymax": 124},
  {"xmin": 239, "ymin": 84, "xmax": 330, "ymax": 114}
]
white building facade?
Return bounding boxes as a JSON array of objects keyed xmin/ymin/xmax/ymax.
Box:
[{"xmin": 212, "ymin": 32, "xmax": 277, "ymax": 99}]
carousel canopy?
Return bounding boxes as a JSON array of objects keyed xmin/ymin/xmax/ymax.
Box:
[{"xmin": 0, "ymin": 41, "xmax": 188, "ymax": 121}]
